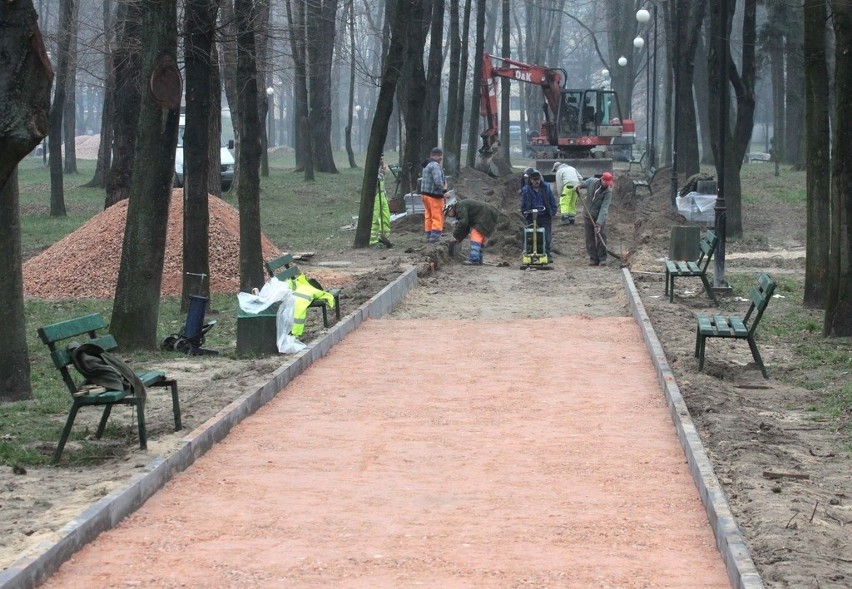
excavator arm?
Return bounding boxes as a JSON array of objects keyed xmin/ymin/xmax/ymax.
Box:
[{"xmin": 479, "ymin": 53, "xmax": 565, "ymax": 159}]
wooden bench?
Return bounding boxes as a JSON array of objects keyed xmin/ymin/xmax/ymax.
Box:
[
  {"xmin": 694, "ymin": 273, "xmax": 776, "ymax": 379},
  {"xmin": 37, "ymin": 313, "xmax": 181, "ymax": 463},
  {"xmin": 665, "ymin": 229, "xmax": 719, "ymax": 305},
  {"xmin": 236, "ymin": 254, "xmax": 341, "ymax": 355}
]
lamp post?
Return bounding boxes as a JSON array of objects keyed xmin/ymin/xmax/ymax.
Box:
[
  {"xmin": 636, "ymin": 6, "xmax": 658, "ymax": 169},
  {"xmin": 266, "ymin": 86, "xmax": 275, "ymax": 147},
  {"xmin": 713, "ymin": 0, "xmax": 731, "ymax": 293},
  {"xmin": 354, "ymin": 104, "xmax": 362, "ymax": 152}
]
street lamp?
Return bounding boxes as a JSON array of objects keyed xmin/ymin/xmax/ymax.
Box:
[
  {"xmin": 636, "ymin": 5, "xmax": 658, "ymax": 170},
  {"xmin": 713, "ymin": 0, "xmax": 731, "ymax": 293},
  {"xmin": 354, "ymin": 104, "xmax": 362, "ymax": 152},
  {"xmin": 266, "ymin": 87, "xmax": 274, "ymax": 148},
  {"xmin": 617, "ymin": 56, "xmax": 627, "ymax": 67}
]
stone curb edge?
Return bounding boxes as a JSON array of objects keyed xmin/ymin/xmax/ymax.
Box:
[
  {"xmin": 620, "ymin": 268, "xmax": 765, "ymax": 589},
  {"xmin": 0, "ymin": 267, "xmax": 420, "ymax": 589}
]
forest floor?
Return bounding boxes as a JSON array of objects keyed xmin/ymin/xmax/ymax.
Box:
[{"xmin": 2, "ymin": 161, "xmax": 851, "ymax": 588}]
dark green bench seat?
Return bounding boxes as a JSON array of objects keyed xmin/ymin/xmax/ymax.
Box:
[
  {"xmin": 665, "ymin": 229, "xmax": 719, "ymax": 305},
  {"xmin": 37, "ymin": 313, "xmax": 181, "ymax": 463},
  {"xmin": 694, "ymin": 272, "xmax": 776, "ymax": 379}
]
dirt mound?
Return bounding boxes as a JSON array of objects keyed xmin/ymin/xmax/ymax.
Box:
[{"xmin": 23, "ymin": 191, "xmax": 282, "ymax": 299}]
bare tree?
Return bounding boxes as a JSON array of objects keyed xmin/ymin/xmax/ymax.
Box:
[
  {"xmin": 84, "ymin": 0, "xmax": 114, "ymax": 189},
  {"xmin": 234, "ymin": 0, "xmax": 265, "ymax": 291},
  {"xmin": 465, "ymin": 0, "xmax": 485, "ymax": 169},
  {"xmin": 442, "ymin": 0, "xmax": 461, "ymax": 174},
  {"xmin": 803, "ymin": 0, "xmax": 831, "ymax": 308},
  {"xmin": 62, "ymin": 0, "xmax": 80, "ymax": 174},
  {"xmin": 0, "ymin": 0, "xmax": 53, "ymax": 402},
  {"xmin": 182, "ymin": 0, "xmax": 222, "ymax": 308},
  {"xmin": 47, "ymin": 0, "xmax": 75, "ymax": 217},
  {"xmin": 422, "ymin": 0, "xmax": 444, "ymax": 151},
  {"xmin": 824, "ymin": 0, "xmax": 852, "ymax": 336},
  {"xmin": 344, "ymin": 0, "xmax": 357, "ymax": 168},
  {"xmin": 110, "ymin": 0, "xmax": 182, "ymax": 349}
]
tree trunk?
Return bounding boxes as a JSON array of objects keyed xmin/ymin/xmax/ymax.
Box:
[
  {"xmin": 451, "ymin": 0, "xmax": 472, "ymax": 177},
  {"xmin": 219, "ymin": 0, "xmax": 240, "ymax": 193},
  {"xmin": 234, "ymin": 0, "xmax": 265, "ymax": 292},
  {"xmin": 306, "ymin": 0, "xmax": 339, "ymax": 173},
  {"xmin": 671, "ymin": 0, "xmax": 706, "ymax": 179},
  {"xmin": 182, "ymin": 0, "xmax": 221, "ymax": 309},
  {"xmin": 48, "ymin": 0, "xmax": 75, "ymax": 217},
  {"xmin": 354, "ymin": 0, "xmax": 410, "ymax": 248},
  {"xmin": 345, "ymin": 0, "xmax": 357, "ymax": 168},
  {"xmin": 803, "ymin": 0, "xmax": 831, "ymax": 308},
  {"xmin": 63, "ymin": 0, "xmax": 79, "ymax": 175},
  {"xmin": 498, "ymin": 0, "xmax": 511, "ymax": 167},
  {"xmin": 105, "ymin": 0, "xmax": 143, "ymax": 208},
  {"xmin": 694, "ymin": 31, "xmax": 714, "ymax": 166},
  {"xmin": 824, "ymin": 0, "xmax": 852, "ymax": 336},
  {"xmin": 707, "ymin": 0, "xmax": 757, "ymax": 238},
  {"xmin": 84, "ymin": 0, "xmax": 114, "ymax": 189},
  {"xmin": 0, "ymin": 0, "xmax": 52, "ymax": 402},
  {"xmin": 400, "ymin": 0, "xmax": 429, "ymax": 174},
  {"xmin": 423, "ymin": 0, "xmax": 444, "ymax": 152},
  {"xmin": 110, "ymin": 2, "xmax": 181, "ymax": 350},
  {"xmin": 442, "ymin": 0, "xmax": 460, "ymax": 174},
  {"xmin": 465, "ymin": 0, "xmax": 485, "ymax": 169}
]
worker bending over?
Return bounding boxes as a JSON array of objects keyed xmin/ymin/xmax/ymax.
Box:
[{"xmin": 444, "ymin": 198, "xmax": 501, "ymax": 265}]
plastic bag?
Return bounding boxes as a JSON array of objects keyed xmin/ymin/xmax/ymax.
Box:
[
  {"xmin": 276, "ymin": 295, "xmax": 305, "ymax": 354},
  {"xmin": 237, "ymin": 277, "xmax": 290, "ymax": 313}
]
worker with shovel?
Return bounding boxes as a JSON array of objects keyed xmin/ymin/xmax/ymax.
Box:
[
  {"xmin": 579, "ymin": 171, "xmax": 614, "ymax": 266},
  {"xmin": 444, "ymin": 198, "xmax": 500, "ymax": 265}
]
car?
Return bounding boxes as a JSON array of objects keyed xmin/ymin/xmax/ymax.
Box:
[{"xmin": 174, "ymin": 114, "xmax": 235, "ymax": 192}]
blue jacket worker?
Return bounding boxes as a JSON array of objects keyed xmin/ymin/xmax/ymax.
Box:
[{"xmin": 519, "ymin": 168, "xmax": 558, "ymax": 261}]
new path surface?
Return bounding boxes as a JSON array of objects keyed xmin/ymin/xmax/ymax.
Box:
[{"xmin": 42, "ymin": 299, "xmax": 730, "ymax": 587}]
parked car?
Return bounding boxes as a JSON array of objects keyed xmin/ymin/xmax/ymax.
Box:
[{"xmin": 174, "ymin": 114, "xmax": 235, "ymax": 191}]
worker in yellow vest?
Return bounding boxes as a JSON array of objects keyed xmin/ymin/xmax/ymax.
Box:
[{"xmin": 289, "ymin": 273, "xmax": 336, "ymax": 337}]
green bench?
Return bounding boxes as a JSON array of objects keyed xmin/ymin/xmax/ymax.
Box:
[
  {"xmin": 631, "ymin": 151, "xmax": 658, "ymax": 198},
  {"xmin": 694, "ymin": 272, "xmax": 776, "ymax": 379},
  {"xmin": 665, "ymin": 229, "xmax": 719, "ymax": 305},
  {"xmin": 37, "ymin": 313, "xmax": 181, "ymax": 463},
  {"xmin": 236, "ymin": 254, "xmax": 341, "ymax": 355}
]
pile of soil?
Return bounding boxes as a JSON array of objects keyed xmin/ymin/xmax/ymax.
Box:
[{"xmin": 22, "ymin": 192, "xmax": 282, "ymax": 299}]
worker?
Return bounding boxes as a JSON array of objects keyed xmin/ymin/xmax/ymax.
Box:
[
  {"xmin": 420, "ymin": 146, "xmax": 448, "ymax": 243},
  {"xmin": 520, "ymin": 168, "xmax": 558, "ymax": 261},
  {"xmin": 370, "ymin": 153, "xmax": 393, "ymax": 248},
  {"xmin": 579, "ymin": 171, "xmax": 614, "ymax": 266},
  {"xmin": 444, "ymin": 198, "xmax": 500, "ymax": 265},
  {"xmin": 552, "ymin": 162, "xmax": 583, "ymax": 225}
]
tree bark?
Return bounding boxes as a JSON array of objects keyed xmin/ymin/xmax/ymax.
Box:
[
  {"xmin": 110, "ymin": 0, "xmax": 182, "ymax": 350},
  {"xmin": 305, "ymin": 0, "xmax": 339, "ymax": 173},
  {"xmin": 824, "ymin": 0, "xmax": 852, "ymax": 336},
  {"xmin": 423, "ymin": 0, "xmax": 444, "ymax": 152},
  {"xmin": 0, "ymin": 0, "xmax": 53, "ymax": 402},
  {"xmin": 442, "ymin": 0, "xmax": 461, "ymax": 174},
  {"xmin": 62, "ymin": 0, "xmax": 79, "ymax": 175},
  {"xmin": 400, "ymin": 0, "xmax": 429, "ymax": 174},
  {"xmin": 345, "ymin": 0, "xmax": 357, "ymax": 168},
  {"xmin": 803, "ymin": 0, "xmax": 831, "ymax": 308}
]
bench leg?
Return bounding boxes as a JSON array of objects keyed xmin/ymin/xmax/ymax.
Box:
[
  {"xmin": 334, "ymin": 295, "xmax": 341, "ymax": 321},
  {"xmin": 53, "ymin": 401, "xmax": 82, "ymax": 464},
  {"xmin": 747, "ymin": 336, "xmax": 769, "ymax": 379},
  {"xmin": 664, "ymin": 269, "xmax": 670, "ymax": 296},
  {"xmin": 135, "ymin": 398, "xmax": 147, "ymax": 450},
  {"xmin": 700, "ymin": 274, "xmax": 719, "ymax": 305},
  {"xmin": 697, "ymin": 333, "xmax": 708, "ymax": 371},
  {"xmin": 669, "ymin": 275, "xmax": 676, "ymax": 303},
  {"xmin": 96, "ymin": 405, "xmax": 113, "ymax": 439},
  {"xmin": 320, "ymin": 303, "xmax": 330, "ymax": 328},
  {"xmin": 162, "ymin": 379, "xmax": 182, "ymax": 431}
]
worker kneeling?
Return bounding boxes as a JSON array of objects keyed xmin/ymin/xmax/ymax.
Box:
[{"xmin": 444, "ymin": 198, "xmax": 501, "ymax": 265}]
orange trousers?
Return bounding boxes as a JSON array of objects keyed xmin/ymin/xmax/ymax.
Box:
[{"xmin": 422, "ymin": 195, "xmax": 445, "ymax": 234}]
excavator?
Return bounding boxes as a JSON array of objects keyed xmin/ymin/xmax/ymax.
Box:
[{"xmin": 477, "ymin": 53, "xmax": 635, "ymax": 179}]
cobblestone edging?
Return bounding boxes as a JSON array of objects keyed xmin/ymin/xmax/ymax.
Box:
[
  {"xmin": 0, "ymin": 267, "xmax": 419, "ymax": 589},
  {"xmin": 621, "ymin": 268, "xmax": 764, "ymax": 589}
]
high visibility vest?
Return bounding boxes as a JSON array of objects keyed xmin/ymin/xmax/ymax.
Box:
[{"xmin": 289, "ymin": 274, "xmax": 336, "ymax": 337}]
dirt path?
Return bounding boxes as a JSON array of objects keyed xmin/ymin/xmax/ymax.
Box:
[{"xmin": 40, "ymin": 261, "xmax": 730, "ymax": 588}]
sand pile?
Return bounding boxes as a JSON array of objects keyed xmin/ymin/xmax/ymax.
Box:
[{"xmin": 23, "ymin": 191, "xmax": 281, "ymax": 299}]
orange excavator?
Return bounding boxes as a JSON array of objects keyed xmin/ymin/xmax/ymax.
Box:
[{"xmin": 477, "ymin": 53, "xmax": 635, "ymax": 178}]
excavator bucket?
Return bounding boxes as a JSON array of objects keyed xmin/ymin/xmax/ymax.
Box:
[
  {"xmin": 537, "ymin": 158, "xmax": 614, "ymax": 181},
  {"xmin": 476, "ymin": 148, "xmax": 515, "ymax": 177}
]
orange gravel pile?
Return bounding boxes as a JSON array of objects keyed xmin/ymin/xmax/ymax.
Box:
[{"xmin": 23, "ymin": 191, "xmax": 281, "ymax": 300}]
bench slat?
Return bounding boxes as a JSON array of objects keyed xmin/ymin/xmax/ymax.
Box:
[{"xmin": 38, "ymin": 313, "xmax": 107, "ymax": 345}]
